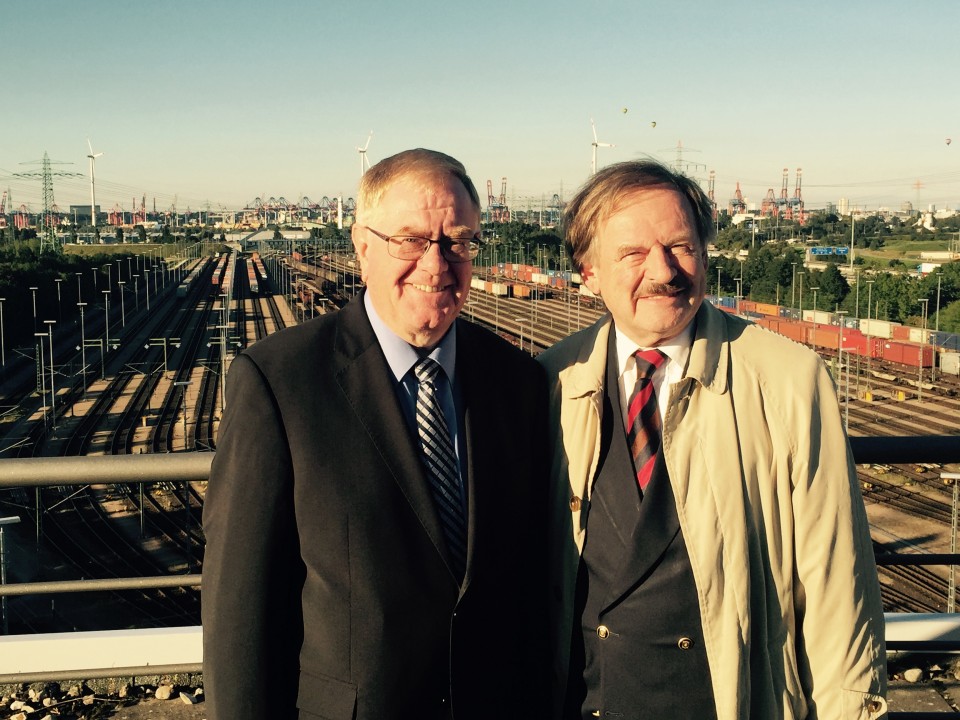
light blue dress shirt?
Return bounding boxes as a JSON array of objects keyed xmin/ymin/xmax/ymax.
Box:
[{"xmin": 363, "ymin": 292, "xmax": 467, "ymax": 511}]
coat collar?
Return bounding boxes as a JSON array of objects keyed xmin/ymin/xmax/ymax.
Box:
[{"xmin": 562, "ymin": 302, "xmax": 732, "ymax": 399}]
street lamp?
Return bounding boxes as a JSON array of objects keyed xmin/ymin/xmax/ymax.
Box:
[
  {"xmin": 43, "ymin": 320, "xmax": 56, "ymax": 426},
  {"xmin": 75, "ymin": 272, "xmax": 82, "ymax": 304},
  {"xmin": 918, "ymin": 298, "xmax": 929, "ymax": 403},
  {"xmin": 810, "ymin": 287, "xmax": 820, "ymax": 349},
  {"xmin": 77, "ymin": 302, "xmax": 87, "ymax": 396},
  {"xmin": 29, "ymin": 286, "xmax": 38, "ymax": 331},
  {"xmin": 0, "ymin": 297, "xmax": 5, "ymax": 368},
  {"xmin": 837, "ymin": 310, "xmax": 850, "ymax": 432},
  {"xmin": 33, "ymin": 332, "xmax": 48, "ymax": 430},
  {"xmin": 118, "ymin": 281, "xmax": 126, "ymax": 327},
  {"xmin": 790, "ymin": 262, "xmax": 797, "ymax": 310},
  {"xmin": 1, "ymin": 515, "xmax": 22, "ymax": 635},
  {"xmin": 102, "ymin": 290, "xmax": 111, "ymax": 349},
  {"xmin": 864, "ymin": 279, "xmax": 875, "ymax": 383},
  {"xmin": 934, "ymin": 272, "xmax": 943, "ymax": 381},
  {"xmin": 797, "ymin": 272, "xmax": 805, "ymax": 317},
  {"xmin": 54, "ymin": 278, "xmax": 63, "ymax": 323}
]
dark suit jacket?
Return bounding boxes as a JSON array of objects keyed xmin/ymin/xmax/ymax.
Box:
[{"xmin": 202, "ymin": 293, "xmax": 550, "ymax": 720}]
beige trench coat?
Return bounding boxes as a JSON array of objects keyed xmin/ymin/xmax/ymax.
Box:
[{"xmin": 537, "ymin": 302, "xmax": 887, "ymax": 720}]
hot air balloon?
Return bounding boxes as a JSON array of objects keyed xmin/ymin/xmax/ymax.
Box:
[
  {"xmin": 622, "ymin": 107, "xmax": 628, "ymax": 114},
  {"xmin": 651, "ymin": 121, "xmax": 656, "ymax": 128},
  {"xmin": 947, "ymin": 138, "xmax": 952, "ymax": 146}
]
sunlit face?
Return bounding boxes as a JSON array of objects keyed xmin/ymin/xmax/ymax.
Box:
[
  {"xmin": 353, "ymin": 173, "xmax": 478, "ymax": 348},
  {"xmin": 581, "ymin": 186, "xmax": 707, "ymax": 347}
]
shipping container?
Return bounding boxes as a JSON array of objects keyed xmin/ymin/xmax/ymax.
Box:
[
  {"xmin": 755, "ymin": 302, "xmax": 780, "ymax": 318},
  {"xmin": 863, "ymin": 337, "xmax": 885, "ymax": 358},
  {"xmin": 490, "ymin": 282, "xmax": 509, "ymax": 297},
  {"xmin": 801, "ymin": 310, "xmax": 834, "ymax": 325},
  {"xmin": 739, "ymin": 300, "xmax": 757, "ymax": 314},
  {"xmin": 807, "ymin": 326, "xmax": 841, "ymax": 351},
  {"xmin": 840, "ymin": 333, "xmax": 868, "ymax": 357},
  {"xmin": 860, "ymin": 319, "xmax": 896, "ymax": 339},
  {"xmin": 908, "ymin": 327, "xmax": 934, "ymax": 344},
  {"xmin": 513, "ymin": 284, "xmax": 532, "ymax": 299},
  {"xmin": 775, "ymin": 319, "xmax": 810, "ymax": 344},
  {"xmin": 892, "ymin": 325, "xmax": 912, "ymax": 342},
  {"xmin": 881, "ymin": 341, "xmax": 934, "ymax": 367},
  {"xmin": 941, "ymin": 352, "xmax": 960, "ymax": 376}
]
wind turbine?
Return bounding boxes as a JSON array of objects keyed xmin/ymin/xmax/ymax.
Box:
[
  {"xmin": 357, "ymin": 131, "xmax": 373, "ymax": 176},
  {"xmin": 86, "ymin": 139, "xmax": 103, "ymax": 229},
  {"xmin": 590, "ymin": 118, "xmax": 614, "ymax": 175}
]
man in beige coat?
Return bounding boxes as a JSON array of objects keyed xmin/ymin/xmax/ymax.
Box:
[{"xmin": 537, "ymin": 159, "xmax": 887, "ymax": 720}]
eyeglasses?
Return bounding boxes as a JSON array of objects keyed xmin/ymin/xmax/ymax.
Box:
[{"xmin": 362, "ymin": 226, "xmax": 480, "ymax": 263}]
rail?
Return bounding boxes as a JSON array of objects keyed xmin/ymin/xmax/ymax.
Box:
[{"xmin": 0, "ymin": 438, "xmax": 959, "ymax": 716}]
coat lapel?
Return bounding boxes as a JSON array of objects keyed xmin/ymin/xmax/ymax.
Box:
[{"xmin": 331, "ymin": 296, "xmax": 451, "ymax": 573}]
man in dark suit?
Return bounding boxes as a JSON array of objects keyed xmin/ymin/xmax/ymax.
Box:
[{"xmin": 202, "ymin": 149, "xmax": 548, "ymax": 719}]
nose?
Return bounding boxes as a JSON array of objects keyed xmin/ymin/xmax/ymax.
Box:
[
  {"xmin": 643, "ymin": 243, "xmax": 678, "ymax": 283},
  {"xmin": 417, "ymin": 240, "xmax": 449, "ymax": 274}
]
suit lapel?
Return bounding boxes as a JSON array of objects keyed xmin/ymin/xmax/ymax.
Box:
[
  {"xmin": 331, "ymin": 296, "xmax": 451, "ymax": 573},
  {"xmin": 456, "ymin": 320, "xmax": 487, "ymax": 593}
]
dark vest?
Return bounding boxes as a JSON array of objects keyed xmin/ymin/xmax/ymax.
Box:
[{"xmin": 565, "ymin": 331, "xmax": 716, "ymax": 720}]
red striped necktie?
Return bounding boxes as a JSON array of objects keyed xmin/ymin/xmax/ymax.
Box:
[{"xmin": 626, "ymin": 349, "xmax": 668, "ymax": 492}]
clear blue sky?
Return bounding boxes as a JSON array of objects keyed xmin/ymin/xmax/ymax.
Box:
[{"xmin": 3, "ymin": 0, "xmax": 958, "ymax": 216}]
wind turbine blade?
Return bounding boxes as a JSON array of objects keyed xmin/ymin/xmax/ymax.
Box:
[
  {"xmin": 87, "ymin": 138, "xmax": 94, "ymax": 155},
  {"xmin": 591, "ymin": 118, "xmax": 598, "ymax": 143},
  {"xmin": 363, "ymin": 131, "xmax": 373, "ymax": 151}
]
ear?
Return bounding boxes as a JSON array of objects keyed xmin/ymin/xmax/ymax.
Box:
[
  {"xmin": 352, "ymin": 224, "xmax": 369, "ymax": 281},
  {"xmin": 580, "ymin": 257, "xmax": 601, "ymax": 297}
]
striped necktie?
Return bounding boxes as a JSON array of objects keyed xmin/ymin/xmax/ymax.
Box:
[
  {"xmin": 414, "ymin": 357, "xmax": 467, "ymax": 579},
  {"xmin": 626, "ymin": 349, "xmax": 668, "ymax": 492}
]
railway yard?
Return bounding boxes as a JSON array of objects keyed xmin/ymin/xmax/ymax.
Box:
[{"xmin": 0, "ymin": 247, "xmax": 958, "ymax": 634}]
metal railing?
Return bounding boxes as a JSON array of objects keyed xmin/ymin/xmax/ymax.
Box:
[{"xmin": 0, "ymin": 437, "xmax": 959, "ymax": 714}]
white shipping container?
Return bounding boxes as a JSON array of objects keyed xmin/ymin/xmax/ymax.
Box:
[
  {"xmin": 860, "ymin": 319, "xmax": 896, "ymax": 339},
  {"xmin": 802, "ymin": 310, "xmax": 833, "ymax": 325},
  {"xmin": 908, "ymin": 327, "xmax": 933, "ymax": 344},
  {"xmin": 571, "ymin": 272, "xmax": 582, "ymax": 284},
  {"xmin": 941, "ymin": 352, "xmax": 960, "ymax": 376},
  {"xmin": 490, "ymin": 283, "xmax": 509, "ymax": 297}
]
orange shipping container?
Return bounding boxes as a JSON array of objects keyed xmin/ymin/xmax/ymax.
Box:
[
  {"xmin": 892, "ymin": 325, "xmax": 912, "ymax": 342},
  {"xmin": 775, "ymin": 319, "xmax": 810, "ymax": 344},
  {"xmin": 807, "ymin": 326, "xmax": 841, "ymax": 350},
  {"xmin": 755, "ymin": 302, "xmax": 780, "ymax": 317}
]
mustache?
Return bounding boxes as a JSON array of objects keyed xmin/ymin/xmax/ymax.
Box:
[{"xmin": 639, "ymin": 278, "xmax": 691, "ymax": 297}]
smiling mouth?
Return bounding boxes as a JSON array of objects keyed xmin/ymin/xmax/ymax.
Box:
[{"xmin": 411, "ymin": 283, "xmax": 449, "ymax": 293}]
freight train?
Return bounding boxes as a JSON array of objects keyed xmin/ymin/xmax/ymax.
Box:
[{"xmin": 713, "ymin": 297, "xmax": 958, "ymax": 371}]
